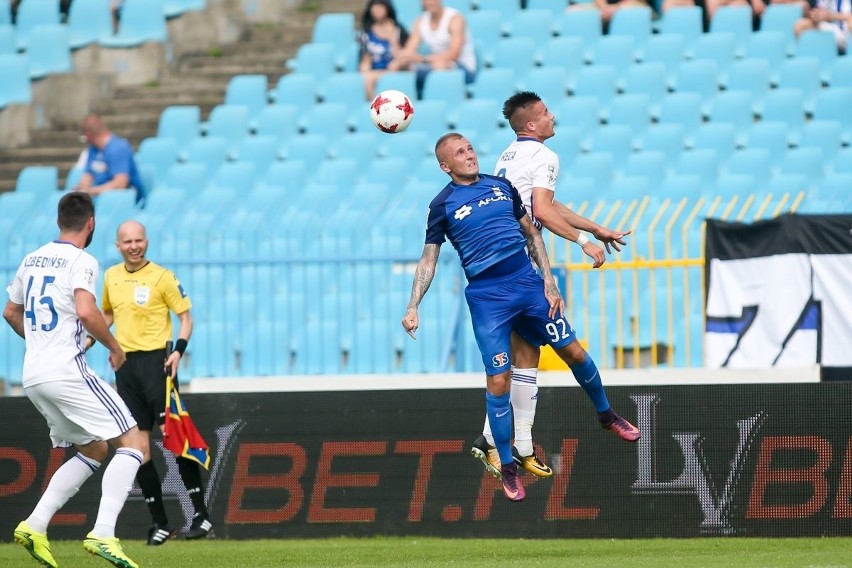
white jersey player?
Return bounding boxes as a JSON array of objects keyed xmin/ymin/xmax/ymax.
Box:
[
  {"xmin": 471, "ymin": 92, "xmax": 639, "ymax": 481},
  {"xmin": 4, "ymin": 192, "xmax": 145, "ymax": 568}
]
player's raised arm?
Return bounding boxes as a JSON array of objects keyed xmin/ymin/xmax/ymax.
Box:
[
  {"xmin": 519, "ymin": 215, "xmax": 564, "ymax": 320},
  {"xmin": 553, "ymin": 200, "xmax": 631, "ymax": 254},
  {"xmin": 402, "ymin": 243, "xmax": 441, "ymax": 339}
]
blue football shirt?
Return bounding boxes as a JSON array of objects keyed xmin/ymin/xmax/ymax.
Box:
[
  {"xmin": 85, "ymin": 135, "xmax": 146, "ymax": 204},
  {"xmin": 425, "ymin": 173, "xmax": 527, "ymax": 279}
]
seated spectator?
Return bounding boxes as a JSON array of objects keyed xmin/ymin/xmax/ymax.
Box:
[
  {"xmin": 704, "ymin": 0, "xmax": 765, "ymax": 24},
  {"xmin": 794, "ymin": 0, "xmax": 852, "ymax": 52},
  {"xmin": 359, "ymin": 0, "xmax": 409, "ymax": 100},
  {"xmin": 391, "ymin": 0, "xmax": 477, "ymax": 98},
  {"xmin": 74, "ymin": 114, "xmax": 146, "ymax": 206},
  {"xmin": 568, "ymin": 0, "xmax": 657, "ymax": 27}
]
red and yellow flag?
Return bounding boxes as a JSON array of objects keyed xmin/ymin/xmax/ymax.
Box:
[{"xmin": 163, "ymin": 376, "xmax": 211, "ymax": 470}]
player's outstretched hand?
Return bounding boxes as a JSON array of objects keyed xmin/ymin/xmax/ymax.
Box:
[
  {"xmin": 402, "ymin": 307, "xmax": 419, "ymax": 340},
  {"xmin": 582, "ymin": 242, "xmax": 606, "ymax": 268},
  {"xmin": 594, "ymin": 227, "xmax": 631, "ymax": 254},
  {"xmin": 109, "ymin": 347, "xmax": 127, "ymax": 371},
  {"xmin": 543, "ymin": 280, "xmax": 564, "ymax": 319}
]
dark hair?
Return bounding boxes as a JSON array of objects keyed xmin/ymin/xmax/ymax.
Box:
[
  {"xmin": 502, "ymin": 91, "xmax": 542, "ymax": 132},
  {"xmin": 58, "ymin": 191, "xmax": 94, "ymax": 232},
  {"xmin": 361, "ymin": 0, "xmax": 401, "ymax": 31}
]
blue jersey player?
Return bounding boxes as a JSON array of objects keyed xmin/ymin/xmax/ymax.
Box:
[{"xmin": 402, "ymin": 133, "xmax": 570, "ymax": 502}]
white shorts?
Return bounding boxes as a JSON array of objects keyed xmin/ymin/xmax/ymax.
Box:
[
  {"xmin": 26, "ymin": 378, "xmax": 137, "ymax": 448},
  {"xmin": 818, "ymin": 21, "xmax": 850, "ymax": 52}
]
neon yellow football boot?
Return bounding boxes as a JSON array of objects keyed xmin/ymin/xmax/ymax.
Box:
[
  {"xmin": 83, "ymin": 533, "xmax": 139, "ymax": 568},
  {"xmin": 14, "ymin": 520, "xmax": 59, "ymax": 568}
]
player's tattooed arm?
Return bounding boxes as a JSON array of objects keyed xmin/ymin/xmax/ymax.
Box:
[
  {"xmin": 520, "ymin": 216, "xmax": 564, "ymax": 318},
  {"xmin": 407, "ymin": 243, "xmax": 440, "ymax": 311}
]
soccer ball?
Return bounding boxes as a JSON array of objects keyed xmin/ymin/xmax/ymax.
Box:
[{"xmin": 369, "ymin": 89, "xmax": 415, "ymax": 133}]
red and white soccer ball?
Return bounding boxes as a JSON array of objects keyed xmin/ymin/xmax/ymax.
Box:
[{"xmin": 369, "ymin": 89, "xmax": 415, "ymax": 133}]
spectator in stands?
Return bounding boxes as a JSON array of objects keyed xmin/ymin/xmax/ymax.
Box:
[
  {"xmin": 9, "ymin": 0, "xmax": 74, "ymax": 24},
  {"xmin": 794, "ymin": 0, "xmax": 852, "ymax": 52},
  {"xmin": 74, "ymin": 114, "xmax": 146, "ymax": 206},
  {"xmin": 567, "ymin": 0, "xmax": 655, "ymax": 27},
  {"xmin": 660, "ymin": 0, "xmax": 766, "ymax": 26},
  {"xmin": 110, "ymin": 0, "xmax": 123, "ymax": 34},
  {"xmin": 391, "ymin": 0, "xmax": 477, "ymax": 98},
  {"xmin": 359, "ymin": 0, "xmax": 409, "ymax": 101}
]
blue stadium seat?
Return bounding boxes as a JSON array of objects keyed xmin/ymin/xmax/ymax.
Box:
[
  {"xmin": 592, "ymin": 36, "xmax": 636, "ymax": 91},
  {"xmin": 609, "ymin": 6, "xmax": 652, "ymax": 57},
  {"xmin": 571, "ymin": 152, "xmax": 615, "ymax": 187},
  {"xmin": 622, "ymin": 151, "xmax": 669, "ymax": 188},
  {"xmin": 673, "ymin": 59, "xmax": 718, "ymax": 115},
  {"xmin": 622, "ymin": 63, "xmax": 668, "ymax": 118},
  {"xmin": 16, "ymin": 166, "xmax": 58, "ymax": 196},
  {"xmin": 656, "ymin": 6, "xmax": 702, "ymax": 47},
  {"xmin": 14, "ymin": 0, "xmax": 59, "ymax": 50},
  {"xmin": 638, "ymin": 124, "xmax": 685, "ymax": 154},
  {"xmin": 743, "ymin": 121, "xmax": 789, "ymax": 163},
  {"xmin": 798, "ymin": 120, "xmax": 842, "ymax": 162},
  {"xmin": 779, "ymin": 147, "xmax": 824, "ymax": 182},
  {"xmin": 725, "ymin": 59, "xmax": 770, "ymax": 104},
  {"xmin": 608, "ymin": 93, "xmax": 653, "ymax": 136},
  {"xmin": 556, "ymin": 175, "xmax": 596, "ymax": 205},
  {"xmin": 378, "ymin": 130, "xmax": 429, "ymax": 160},
  {"xmin": 640, "ymin": 37, "xmax": 684, "ymax": 88},
  {"xmin": 262, "ymin": 160, "xmax": 307, "ymax": 191},
  {"xmin": 0, "ymin": 24, "xmax": 13, "ymax": 55},
  {"xmin": 658, "ymin": 92, "xmax": 703, "ymax": 144},
  {"xmin": 0, "ymin": 2, "xmax": 9, "ymax": 25},
  {"xmin": 761, "ymin": 88, "xmax": 806, "ymax": 144},
  {"xmin": 467, "ymin": 10, "xmax": 501, "ymax": 68},
  {"xmin": 585, "ymin": 125, "xmax": 634, "ymax": 162},
  {"xmin": 819, "ymin": 173, "xmax": 852, "ymax": 202},
  {"xmin": 315, "ymin": 157, "xmax": 357, "ymax": 186},
  {"xmin": 319, "ymin": 71, "xmax": 365, "ymax": 112},
  {"xmin": 712, "ymin": 173, "xmax": 756, "ymax": 200},
  {"xmin": 157, "ymin": 105, "xmax": 200, "ymax": 147},
  {"xmin": 311, "ymin": 12, "xmax": 355, "ymax": 55},
  {"xmin": 280, "ymin": 133, "xmax": 329, "ymax": 162},
  {"xmin": 539, "ymin": 37, "xmax": 584, "ymax": 89},
  {"xmin": 405, "ymin": 99, "xmax": 450, "ymax": 138},
  {"xmin": 211, "ymin": 161, "xmax": 256, "ymax": 192},
  {"xmin": 795, "ymin": 30, "xmax": 836, "ymax": 81},
  {"xmin": 205, "ymin": 104, "xmax": 250, "ymax": 152},
  {"xmin": 375, "ymin": 71, "xmax": 417, "ymax": 99},
  {"xmin": 161, "ymin": 162, "xmax": 207, "ymax": 192},
  {"xmin": 422, "ymin": 69, "xmax": 467, "ymax": 106},
  {"xmin": 469, "ymin": 67, "xmax": 515, "ymax": 100},
  {"xmin": 492, "ymin": 37, "xmax": 537, "ymax": 78},
  {"xmin": 183, "ymin": 136, "xmax": 228, "ymax": 172},
  {"xmin": 254, "ymin": 104, "xmax": 300, "ymax": 144},
  {"xmin": 812, "ymin": 87, "xmax": 852, "ymax": 145},
  {"xmin": 743, "ymin": 31, "xmax": 787, "ymax": 86},
  {"xmin": 451, "ymin": 97, "xmax": 502, "ymax": 138},
  {"xmin": 692, "ymin": 34, "xmax": 737, "ymax": 85},
  {"xmin": 607, "ymin": 174, "xmax": 650, "ymax": 205},
  {"xmin": 99, "ymin": 0, "xmax": 167, "ymax": 47},
  {"xmin": 26, "ymin": 25, "xmax": 72, "ymax": 79},
  {"xmin": 0, "ymin": 54, "xmax": 31, "ymax": 107},
  {"xmin": 332, "ymin": 131, "xmax": 380, "ymax": 162},
  {"xmin": 546, "ymin": 126, "xmax": 582, "ymax": 166},
  {"xmin": 65, "ymin": 167, "xmax": 84, "ymax": 191},
  {"xmin": 572, "ymin": 65, "xmax": 618, "ymax": 119},
  {"xmin": 136, "ymin": 137, "xmax": 179, "ymax": 177},
  {"xmin": 225, "ymin": 74, "xmax": 268, "ymax": 124},
  {"xmin": 504, "ymin": 9, "xmax": 552, "ymax": 42},
  {"xmin": 831, "ymin": 148, "xmax": 852, "ymax": 174},
  {"xmin": 710, "ymin": 6, "xmax": 752, "ymax": 56},
  {"xmin": 692, "ymin": 123, "xmax": 737, "ymax": 162},
  {"xmin": 674, "ymin": 149, "xmax": 719, "ymax": 186},
  {"xmin": 286, "ymin": 42, "xmax": 337, "ymax": 81},
  {"xmin": 519, "ymin": 66, "xmax": 567, "ymax": 107},
  {"xmin": 707, "ymin": 90, "xmax": 754, "ymax": 144},
  {"xmin": 271, "ymin": 73, "xmax": 317, "ymax": 114},
  {"xmin": 723, "ymin": 148, "xmax": 773, "ymax": 180},
  {"xmin": 828, "ymin": 57, "xmax": 852, "ymax": 88},
  {"xmin": 163, "ymin": 0, "xmax": 205, "ymax": 18},
  {"xmin": 557, "ymin": 96, "xmax": 600, "ymax": 138},
  {"xmin": 362, "ymin": 157, "xmax": 410, "ymax": 188},
  {"xmin": 777, "ymin": 57, "xmax": 821, "ymax": 114},
  {"xmin": 302, "ymin": 102, "xmax": 350, "ymax": 138},
  {"xmin": 67, "ymin": 0, "xmax": 112, "ymax": 49},
  {"xmin": 759, "ymin": 4, "xmax": 804, "ymax": 55},
  {"xmin": 554, "ymin": 9, "xmax": 602, "ymax": 62},
  {"xmin": 234, "ymin": 135, "xmax": 279, "ymax": 174}
]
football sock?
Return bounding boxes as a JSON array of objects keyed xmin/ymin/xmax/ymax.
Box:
[
  {"xmin": 482, "ymin": 417, "xmax": 494, "ymax": 448},
  {"xmin": 485, "ymin": 391, "xmax": 513, "ymax": 465},
  {"xmin": 569, "ymin": 355, "xmax": 611, "ymax": 413},
  {"xmin": 28, "ymin": 453, "xmax": 101, "ymax": 534},
  {"xmin": 510, "ymin": 368, "xmax": 539, "ymax": 457},
  {"xmin": 136, "ymin": 460, "xmax": 168, "ymax": 526},
  {"xmin": 92, "ymin": 448, "xmax": 142, "ymax": 538},
  {"xmin": 177, "ymin": 457, "xmax": 208, "ymax": 517}
]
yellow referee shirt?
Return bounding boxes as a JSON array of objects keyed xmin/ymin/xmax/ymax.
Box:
[{"xmin": 102, "ymin": 261, "xmax": 192, "ymax": 353}]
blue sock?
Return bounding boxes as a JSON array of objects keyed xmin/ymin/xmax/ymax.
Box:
[
  {"xmin": 569, "ymin": 355, "xmax": 611, "ymax": 413},
  {"xmin": 485, "ymin": 391, "xmax": 513, "ymax": 465}
]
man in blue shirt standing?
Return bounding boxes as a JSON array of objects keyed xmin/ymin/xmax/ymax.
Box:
[
  {"xmin": 402, "ymin": 133, "xmax": 570, "ymax": 502},
  {"xmin": 75, "ymin": 114, "xmax": 146, "ymax": 206}
]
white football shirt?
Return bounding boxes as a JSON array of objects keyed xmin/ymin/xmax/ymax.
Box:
[
  {"xmin": 6, "ymin": 241, "xmax": 100, "ymax": 387},
  {"xmin": 493, "ymin": 137, "xmax": 560, "ymax": 224}
]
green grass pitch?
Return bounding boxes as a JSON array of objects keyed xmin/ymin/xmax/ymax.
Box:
[{"xmin": 1, "ymin": 537, "xmax": 849, "ymax": 567}]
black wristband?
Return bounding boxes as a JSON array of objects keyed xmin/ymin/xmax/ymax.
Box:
[{"xmin": 174, "ymin": 338, "xmax": 188, "ymax": 356}]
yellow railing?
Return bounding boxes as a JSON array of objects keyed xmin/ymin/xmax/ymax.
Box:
[{"xmin": 542, "ymin": 191, "xmax": 806, "ymax": 370}]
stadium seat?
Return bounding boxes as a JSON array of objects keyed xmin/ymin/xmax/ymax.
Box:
[
  {"xmin": 262, "ymin": 160, "xmax": 307, "ymax": 192},
  {"xmin": 554, "ymin": 9, "xmax": 602, "ymax": 63},
  {"xmin": 539, "ymin": 37, "xmax": 584, "ymax": 90},
  {"xmin": 99, "ymin": 0, "xmax": 167, "ymax": 47},
  {"xmin": 691, "ymin": 34, "xmax": 737, "ymax": 86},
  {"xmin": 451, "ymin": 97, "xmax": 502, "ymax": 138},
  {"xmin": 608, "ymin": 93, "xmax": 653, "ymax": 137},
  {"xmin": 519, "ymin": 66, "xmax": 567, "ymax": 107},
  {"xmin": 828, "ymin": 57, "xmax": 852, "ymax": 88},
  {"xmin": 14, "ymin": 0, "xmax": 60, "ymax": 50},
  {"xmin": 777, "ymin": 57, "xmax": 821, "ymax": 114},
  {"xmin": 707, "ymin": 90, "xmax": 754, "ymax": 144},
  {"xmin": 546, "ymin": 126, "xmax": 582, "ymax": 166},
  {"xmin": 0, "ymin": 54, "xmax": 31, "ymax": 107},
  {"xmin": 759, "ymin": 4, "xmax": 804, "ymax": 54},
  {"xmin": 404, "ymin": 99, "xmax": 450, "ymax": 138},
  {"xmin": 332, "ymin": 131, "xmax": 381, "ymax": 162},
  {"xmin": 0, "ymin": 2, "xmax": 9, "ymax": 25},
  {"xmin": 422, "ymin": 69, "xmax": 467, "ymax": 106},
  {"xmin": 302, "ymin": 102, "xmax": 350, "ymax": 139},
  {"xmin": 225, "ymin": 74, "xmax": 268, "ymax": 124},
  {"xmin": 211, "ymin": 161, "xmax": 257, "ymax": 192},
  {"xmin": 591, "ymin": 36, "xmax": 636, "ymax": 90},
  {"xmin": 378, "ymin": 130, "xmax": 429, "ymax": 160},
  {"xmin": 205, "ymin": 104, "xmax": 250, "ymax": 152},
  {"xmin": 469, "ymin": 68, "xmax": 515, "ymax": 100},
  {"xmin": 819, "ymin": 173, "xmax": 852, "ymax": 202},
  {"xmin": 622, "ymin": 151, "xmax": 669, "ymax": 188},
  {"xmin": 778, "ymin": 147, "xmax": 824, "ymax": 181},
  {"xmin": 658, "ymin": 92, "xmax": 703, "ymax": 144},
  {"xmin": 673, "ymin": 59, "xmax": 718, "ymax": 115},
  {"xmin": 585, "ymin": 125, "xmax": 634, "ymax": 162},
  {"xmin": 571, "ymin": 152, "xmax": 615, "ymax": 187},
  {"xmin": 320, "ymin": 71, "xmax": 366, "ymax": 112},
  {"xmin": 557, "ymin": 96, "xmax": 600, "ymax": 138},
  {"xmin": 812, "ymin": 87, "xmax": 852, "ymax": 145},
  {"xmin": 572, "ymin": 65, "xmax": 618, "ymax": 119},
  {"xmin": 831, "ymin": 148, "xmax": 852, "ymax": 174},
  {"xmin": 16, "ymin": 166, "xmax": 58, "ymax": 196},
  {"xmin": 761, "ymin": 88, "xmax": 806, "ymax": 144},
  {"xmin": 723, "ymin": 148, "xmax": 773, "ymax": 180},
  {"xmin": 638, "ymin": 124, "xmax": 685, "ymax": 155},
  {"xmin": 609, "ymin": 6, "xmax": 652, "ymax": 57},
  {"xmin": 492, "ymin": 37, "xmax": 537, "ymax": 79},
  {"xmin": 0, "ymin": 24, "xmax": 13, "ymax": 55},
  {"xmin": 183, "ymin": 136, "xmax": 228, "ymax": 172},
  {"xmin": 710, "ymin": 6, "xmax": 752, "ymax": 56},
  {"xmin": 725, "ymin": 59, "xmax": 770, "ymax": 104},
  {"xmin": 743, "ymin": 121, "xmax": 789, "ymax": 163},
  {"xmin": 234, "ymin": 135, "xmax": 279, "ymax": 175},
  {"xmin": 795, "ymin": 30, "xmax": 836, "ymax": 81},
  {"xmin": 272, "ymin": 73, "xmax": 317, "ymax": 114},
  {"xmin": 311, "ymin": 12, "xmax": 355, "ymax": 55},
  {"xmin": 375, "ymin": 71, "xmax": 417, "ymax": 100},
  {"xmin": 622, "ymin": 62, "xmax": 668, "ymax": 118},
  {"xmin": 157, "ymin": 105, "xmax": 200, "ymax": 148},
  {"xmin": 286, "ymin": 42, "xmax": 337, "ymax": 81},
  {"xmin": 640, "ymin": 36, "xmax": 684, "ymax": 88},
  {"xmin": 712, "ymin": 173, "xmax": 756, "ymax": 200},
  {"xmin": 692, "ymin": 123, "xmax": 737, "ymax": 162},
  {"xmin": 67, "ymin": 0, "xmax": 112, "ymax": 49},
  {"xmin": 161, "ymin": 162, "xmax": 207, "ymax": 192},
  {"xmin": 163, "ymin": 0, "xmax": 205, "ymax": 18},
  {"xmin": 254, "ymin": 104, "xmax": 300, "ymax": 144},
  {"xmin": 504, "ymin": 9, "xmax": 552, "ymax": 42},
  {"xmin": 743, "ymin": 31, "xmax": 787, "ymax": 86},
  {"xmin": 26, "ymin": 25, "xmax": 72, "ymax": 79},
  {"xmin": 674, "ymin": 149, "xmax": 719, "ymax": 186},
  {"xmin": 798, "ymin": 120, "xmax": 842, "ymax": 162},
  {"xmin": 280, "ymin": 133, "xmax": 329, "ymax": 163},
  {"xmin": 467, "ymin": 10, "xmax": 501, "ymax": 68},
  {"xmin": 136, "ymin": 137, "xmax": 179, "ymax": 176},
  {"xmin": 656, "ymin": 6, "xmax": 702, "ymax": 47}
]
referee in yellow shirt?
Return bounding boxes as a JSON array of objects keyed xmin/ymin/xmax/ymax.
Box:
[{"xmin": 96, "ymin": 220, "xmax": 212, "ymax": 545}]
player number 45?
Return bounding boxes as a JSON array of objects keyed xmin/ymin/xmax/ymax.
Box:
[{"xmin": 24, "ymin": 275, "xmax": 58, "ymax": 332}]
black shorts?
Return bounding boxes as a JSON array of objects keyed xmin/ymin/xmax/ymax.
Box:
[{"xmin": 115, "ymin": 349, "xmax": 178, "ymax": 431}]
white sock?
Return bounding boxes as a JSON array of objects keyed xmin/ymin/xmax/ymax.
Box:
[
  {"xmin": 510, "ymin": 368, "xmax": 539, "ymax": 457},
  {"xmin": 28, "ymin": 453, "xmax": 101, "ymax": 534},
  {"xmin": 482, "ymin": 415, "xmax": 494, "ymax": 447},
  {"xmin": 92, "ymin": 448, "xmax": 142, "ymax": 538}
]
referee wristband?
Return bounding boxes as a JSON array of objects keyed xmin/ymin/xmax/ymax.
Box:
[
  {"xmin": 576, "ymin": 233, "xmax": 590, "ymax": 247},
  {"xmin": 174, "ymin": 338, "xmax": 188, "ymax": 356}
]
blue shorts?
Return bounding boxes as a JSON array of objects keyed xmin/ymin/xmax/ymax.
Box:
[{"xmin": 465, "ymin": 267, "xmax": 576, "ymax": 375}]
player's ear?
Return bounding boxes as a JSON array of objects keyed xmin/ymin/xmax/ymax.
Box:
[{"xmin": 439, "ymin": 161, "xmax": 451, "ymax": 174}]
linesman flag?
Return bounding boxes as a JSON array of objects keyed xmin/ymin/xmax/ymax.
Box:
[{"xmin": 163, "ymin": 375, "xmax": 211, "ymax": 469}]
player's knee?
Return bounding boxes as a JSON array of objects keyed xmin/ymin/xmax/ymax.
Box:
[
  {"xmin": 486, "ymin": 370, "xmax": 512, "ymax": 395},
  {"xmin": 557, "ymin": 340, "xmax": 587, "ymax": 366},
  {"xmin": 78, "ymin": 440, "xmax": 109, "ymax": 463}
]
